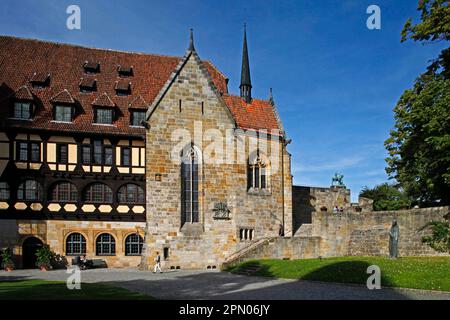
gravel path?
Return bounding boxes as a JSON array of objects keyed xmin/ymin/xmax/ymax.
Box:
[{"xmin": 1, "ymin": 269, "xmax": 449, "ymax": 300}]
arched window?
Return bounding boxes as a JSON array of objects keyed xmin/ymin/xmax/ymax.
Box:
[
  {"xmin": 0, "ymin": 182, "xmax": 10, "ymax": 200},
  {"xmin": 118, "ymin": 184, "xmax": 145, "ymax": 204},
  {"xmin": 66, "ymin": 233, "xmax": 86, "ymax": 256},
  {"xmin": 96, "ymin": 233, "xmax": 116, "ymax": 256},
  {"xmin": 50, "ymin": 182, "xmax": 78, "ymax": 202},
  {"xmin": 83, "ymin": 183, "xmax": 113, "ymax": 203},
  {"xmin": 17, "ymin": 180, "xmax": 43, "ymax": 201},
  {"xmin": 181, "ymin": 144, "xmax": 199, "ymax": 224},
  {"xmin": 124, "ymin": 233, "xmax": 144, "ymax": 256},
  {"xmin": 248, "ymin": 151, "xmax": 269, "ymax": 190}
]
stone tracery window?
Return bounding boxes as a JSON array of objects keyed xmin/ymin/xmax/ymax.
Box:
[
  {"xmin": 181, "ymin": 144, "xmax": 199, "ymax": 224},
  {"xmin": 248, "ymin": 151, "xmax": 269, "ymax": 190}
]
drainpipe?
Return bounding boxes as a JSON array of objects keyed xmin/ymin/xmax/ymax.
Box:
[{"xmin": 281, "ymin": 134, "xmax": 291, "ymax": 237}]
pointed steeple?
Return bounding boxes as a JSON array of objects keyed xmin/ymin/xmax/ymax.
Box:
[
  {"xmin": 268, "ymin": 87, "xmax": 274, "ymax": 106},
  {"xmin": 240, "ymin": 24, "xmax": 252, "ymax": 103},
  {"xmin": 188, "ymin": 28, "xmax": 195, "ymax": 52}
]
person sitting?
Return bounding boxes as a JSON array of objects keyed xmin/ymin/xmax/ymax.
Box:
[{"xmin": 79, "ymin": 255, "xmax": 88, "ymax": 270}]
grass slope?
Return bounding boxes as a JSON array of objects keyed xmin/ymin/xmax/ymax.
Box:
[
  {"xmin": 0, "ymin": 280, "xmax": 152, "ymax": 300},
  {"xmin": 227, "ymin": 256, "xmax": 450, "ymax": 291}
]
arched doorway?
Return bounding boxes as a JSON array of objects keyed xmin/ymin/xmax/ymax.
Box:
[{"xmin": 22, "ymin": 237, "xmax": 43, "ymax": 269}]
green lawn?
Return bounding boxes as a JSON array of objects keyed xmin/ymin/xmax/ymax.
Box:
[
  {"xmin": 0, "ymin": 280, "xmax": 152, "ymax": 300},
  {"xmin": 227, "ymin": 256, "xmax": 450, "ymax": 292}
]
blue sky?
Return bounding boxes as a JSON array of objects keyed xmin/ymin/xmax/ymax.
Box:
[{"xmin": 1, "ymin": 0, "xmax": 447, "ymax": 201}]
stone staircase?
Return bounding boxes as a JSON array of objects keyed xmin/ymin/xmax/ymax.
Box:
[
  {"xmin": 221, "ymin": 237, "xmax": 276, "ymax": 269},
  {"xmin": 294, "ymin": 223, "xmax": 313, "ymax": 237},
  {"xmin": 232, "ymin": 261, "xmax": 263, "ymax": 276}
]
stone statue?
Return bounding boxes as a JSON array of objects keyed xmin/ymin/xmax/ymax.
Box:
[
  {"xmin": 389, "ymin": 219, "xmax": 399, "ymax": 259},
  {"xmin": 331, "ymin": 173, "xmax": 345, "ymax": 187}
]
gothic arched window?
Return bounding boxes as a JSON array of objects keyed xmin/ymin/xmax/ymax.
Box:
[
  {"xmin": 248, "ymin": 151, "xmax": 269, "ymax": 190},
  {"xmin": 181, "ymin": 144, "xmax": 199, "ymax": 224}
]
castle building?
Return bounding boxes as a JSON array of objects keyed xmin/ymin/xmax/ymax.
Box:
[{"xmin": 0, "ymin": 29, "xmax": 292, "ymax": 269}]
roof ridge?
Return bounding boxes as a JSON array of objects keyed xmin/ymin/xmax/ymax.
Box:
[
  {"xmin": 223, "ymin": 93, "xmax": 271, "ymax": 104},
  {"xmin": 50, "ymin": 89, "xmax": 75, "ymax": 104},
  {"xmin": 204, "ymin": 60, "xmax": 228, "ymax": 81},
  {"xmin": 0, "ymin": 34, "xmax": 182, "ymax": 60}
]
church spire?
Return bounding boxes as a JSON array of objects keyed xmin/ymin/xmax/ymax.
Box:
[
  {"xmin": 188, "ymin": 28, "xmax": 195, "ymax": 52},
  {"xmin": 240, "ymin": 24, "xmax": 252, "ymax": 103},
  {"xmin": 269, "ymin": 87, "xmax": 274, "ymax": 106}
]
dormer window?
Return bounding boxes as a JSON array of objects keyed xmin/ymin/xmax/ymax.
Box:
[
  {"xmin": 115, "ymin": 80, "xmax": 131, "ymax": 96},
  {"xmin": 95, "ymin": 108, "xmax": 114, "ymax": 125},
  {"xmin": 79, "ymin": 78, "xmax": 97, "ymax": 93},
  {"xmin": 130, "ymin": 110, "xmax": 146, "ymax": 127},
  {"xmin": 83, "ymin": 61, "xmax": 100, "ymax": 74},
  {"xmin": 54, "ymin": 105, "xmax": 73, "ymax": 122},
  {"xmin": 118, "ymin": 65, "xmax": 133, "ymax": 77},
  {"xmin": 30, "ymin": 72, "xmax": 50, "ymax": 88},
  {"xmin": 13, "ymin": 102, "xmax": 32, "ymax": 120}
]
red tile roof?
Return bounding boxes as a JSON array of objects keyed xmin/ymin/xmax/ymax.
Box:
[
  {"xmin": 129, "ymin": 95, "xmax": 147, "ymax": 109},
  {"xmin": 30, "ymin": 72, "xmax": 50, "ymax": 84},
  {"xmin": 50, "ymin": 89, "xmax": 75, "ymax": 104},
  {"xmin": 92, "ymin": 92, "xmax": 115, "ymax": 107},
  {"xmin": 0, "ymin": 35, "xmax": 281, "ymax": 136},
  {"xmin": 223, "ymin": 95, "xmax": 280, "ymax": 132},
  {"xmin": 13, "ymin": 85, "xmax": 34, "ymax": 100}
]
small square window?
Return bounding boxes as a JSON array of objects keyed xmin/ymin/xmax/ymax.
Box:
[
  {"xmin": 13, "ymin": 102, "xmax": 31, "ymax": 120},
  {"xmin": 95, "ymin": 108, "xmax": 113, "ymax": 125},
  {"xmin": 131, "ymin": 111, "xmax": 146, "ymax": 127},
  {"xmin": 54, "ymin": 106, "xmax": 72, "ymax": 122}
]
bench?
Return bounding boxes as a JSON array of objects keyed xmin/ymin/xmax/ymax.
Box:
[
  {"xmin": 71, "ymin": 257, "xmax": 107, "ymax": 269},
  {"xmin": 89, "ymin": 259, "xmax": 107, "ymax": 269}
]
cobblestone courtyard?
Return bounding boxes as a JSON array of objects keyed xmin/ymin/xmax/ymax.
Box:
[{"xmin": 1, "ymin": 269, "xmax": 449, "ymax": 300}]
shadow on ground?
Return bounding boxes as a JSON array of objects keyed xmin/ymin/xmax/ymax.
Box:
[{"xmin": 1, "ymin": 265, "xmax": 442, "ymax": 300}]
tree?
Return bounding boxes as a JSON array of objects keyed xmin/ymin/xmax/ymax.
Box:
[
  {"xmin": 360, "ymin": 183, "xmax": 412, "ymax": 211},
  {"xmin": 401, "ymin": 0, "xmax": 450, "ymax": 43},
  {"xmin": 419, "ymin": 219, "xmax": 450, "ymax": 253},
  {"xmin": 385, "ymin": 0, "xmax": 450, "ymax": 205}
]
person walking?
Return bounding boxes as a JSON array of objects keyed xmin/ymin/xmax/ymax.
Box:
[{"xmin": 153, "ymin": 251, "xmax": 162, "ymax": 273}]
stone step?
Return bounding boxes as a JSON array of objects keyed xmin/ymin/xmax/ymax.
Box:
[{"xmin": 294, "ymin": 223, "xmax": 313, "ymax": 237}]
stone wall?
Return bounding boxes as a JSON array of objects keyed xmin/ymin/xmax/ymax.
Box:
[
  {"xmin": 292, "ymin": 185, "xmax": 351, "ymax": 234},
  {"xmin": 312, "ymin": 207, "xmax": 449, "ymax": 257},
  {"xmin": 225, "ymin": 206, "xmax": 449, "ymax": 265},
  {"xmin": 142, "ymin": 51, "xmax": 292, "ymax": 269}
]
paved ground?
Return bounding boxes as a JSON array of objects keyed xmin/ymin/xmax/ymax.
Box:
[{"xmin": 1, "ymin": 269, "xmax": 449, "ymax": 300}]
